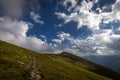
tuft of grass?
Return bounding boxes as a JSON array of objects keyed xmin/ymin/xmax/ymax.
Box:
[{"xmin": 0, "ymin": 40, "xmax": 120, "ymax": 80}]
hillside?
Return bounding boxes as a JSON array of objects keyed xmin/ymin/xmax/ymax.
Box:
[
  {"xmin": 0, "ymin": 40, "xmax": 120, "ymax": 80},
  {"xmin": 84, "ymin": 55, "xmax": 120, "ymax": 71}
]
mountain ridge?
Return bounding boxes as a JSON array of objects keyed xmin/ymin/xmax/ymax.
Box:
[{"xmin": 0, "ymin": 40, "xmax": 120, "ymax": 80}]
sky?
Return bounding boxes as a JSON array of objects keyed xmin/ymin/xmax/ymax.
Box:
[{"xmin": 0, "ymin": 0, "xmax": 120, "ymax": 71}]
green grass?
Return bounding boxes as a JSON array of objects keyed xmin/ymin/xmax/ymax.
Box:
[{"xmin": 0, "ymin": 40, "xmax": 120, "ymax": 80}]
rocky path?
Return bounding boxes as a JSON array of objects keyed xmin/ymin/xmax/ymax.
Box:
[{"xmin": 20, "ymin": 57, "xmax": 42, "ymax": 80}]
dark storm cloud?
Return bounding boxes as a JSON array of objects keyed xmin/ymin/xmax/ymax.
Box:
[
  {"xmin": 0, "ymin": 0, "xmax": 25, "ymax": 18},
  {"xmin": 0, "ymin": 0, "xmax": 42, "ymax": 18}
]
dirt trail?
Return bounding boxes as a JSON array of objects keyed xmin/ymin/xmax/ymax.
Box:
[{"xmin": 20, "ymin": 57, "xmax": 42, "ymax": 80}]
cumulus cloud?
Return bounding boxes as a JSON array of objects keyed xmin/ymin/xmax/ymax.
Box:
[
  {"xmin": 86, "ymin": 29, "xmax": 120, "ymax": 55},
  {"xmin": 0, "ymin": 17, "xmax": 50, "ymax": 53},
  {"xmin": 0, "ymin": 16, "xmax": 120, "ymax": 56},
  {"xmin": 52, "ymin": 32, "xmax": 96, "ymax": 55},
  {"xmin": 30, "ymin": 12, "xmax": 44, "ymax": 24},
  {"xmin": 53, "ymin": 0, "xmax": 120, "ymax": 56},
  {"xmin": 0, "ymin": 0, "xmax": 120, "ymax": 72},
  {"xmin": 0, "ymin": 0, "xmax": 49, "ymax": 53},
  {"xmin": 57, "ymin": 32, "xmax": 71, "ymax": 41},
  {"xmin": 52, "ymin": 29, "xmax": 120, "ymax": 56},
  {"xmin": 55, "ymin": 0, "xmax": 120, "ymax": 30},
  {"xmin": 55, "ymin": 0, "xmax": 100, "ymax": 30},
  {"xmin": 0, "ymin": 17, "xmax": 28, "ymax": 37},
  {"xmin": 53, "ymin": 32, "xmax": 71, "ymax": 43},
  {"xmin": 1, "ymin": 0, "xmax": 120, "ymax": 57},
  {"xmin": 52, "ymin": 39, "xmax": 62, "ymax": 44}
]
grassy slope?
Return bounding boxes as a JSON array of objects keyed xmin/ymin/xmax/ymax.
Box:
[
  {"xmin": 58, "ymin": 52, "xmax": 120, "ymax": 80},
  {"xmin": 0, "ymin": 40, "xmax": 119, "ymax": 80}
]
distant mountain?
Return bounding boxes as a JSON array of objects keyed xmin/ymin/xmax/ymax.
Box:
[
  {"xmin": 84, "ymin": 55, "xmax": 120, "ymax": 72},
  {"xmin": 0, "ymin": 40, "xmax": 120, "ymax": 80}
]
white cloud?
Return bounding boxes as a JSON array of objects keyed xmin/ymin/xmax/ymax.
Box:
[
  {"xmin": 1, "ymin": 0, "xmax": 120, "ymax": 57},
  {"xmin": 112, "ymin": 0, "xmax": 120, "ymax": 11},
  {"xmin": 86, "ymin": 29, "xmax": 120, "ymax": 55},
  {"xmin": 62, "ymin": 0, "xmax": 78, "ymax": 11},
  {"xmin": 0, "ymin": 17, "xmax": 28, "ymax": 37},
  {"xmin": 1, "ymin": 17, "xmax": 119, "ymax": 56},
  {"xmin": 52, "ymin": 39, "xmax": 62, "ymax": 44},
  {"xmin": 57, "ymin": 31, "xmax": 71, "ymax": 41},
  {"xmin": 52, "ymin": 30, "xmax": 120, "ymax": 56},
  {"xmin": 30, "ymin": 12, "xmax": 44, "ymax": 25},
  {"xmin": 55, "ymin": 0, "xmax": 120, "ymax": 30},
  {"xmin": 40, "ymin": 34, "xmax": 46, "ymax": 39},
  {"xmin": 0, "ymin": 17, "xmax": 50, "ymax": 53},
  {"xmin": 53, "ymin": 0, "xmax": 120, "ymax": 56},
  {"xmin": 52, "ymin": 32, "xmax": 97, "ymax": 55},
  {"xmin": 52, "ymin": 32, "xmax": 71, "ymax": 44},
  {"xmin": 55, "ymin": 0, "xmax": 100, "ymax": 30},
  {"xmin": 87, "ymin": 29, "xmax": 120, "ymax": 44}
]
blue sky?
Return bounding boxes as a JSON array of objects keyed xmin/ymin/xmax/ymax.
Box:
[
  {"xmin": 0, "ymin": 0, "xmax": 120, "ymax": 54},
  {"xmin": 0, "ymin": 0, "xmax": 120, "ymax": 70},
  {"xmin": 1, "ymin": 0, "xmax": 120, "ymax": 70}
]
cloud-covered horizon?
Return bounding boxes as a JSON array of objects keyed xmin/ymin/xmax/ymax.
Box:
[{"xmin": 0, "ymin": 0, "xmax": 120, "ymax": 57}]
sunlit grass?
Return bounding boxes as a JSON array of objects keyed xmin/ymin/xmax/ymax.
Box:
[{"xmin": 0, "ymin": 40, "xmax": 119, "ymax": 80}]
